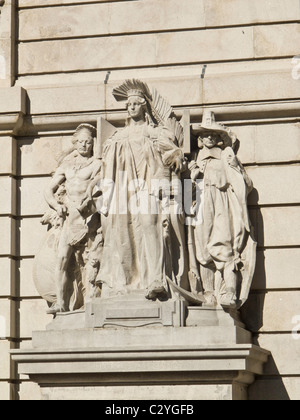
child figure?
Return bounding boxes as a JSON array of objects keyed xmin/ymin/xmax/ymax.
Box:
[{"xmin": 188, "ymin": 111, "xmax": 255, "ymax": 309}]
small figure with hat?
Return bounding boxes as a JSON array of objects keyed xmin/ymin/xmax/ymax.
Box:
[{"xmin": 188, "ymin": 110, "xmax": 256, "ymax": 309}]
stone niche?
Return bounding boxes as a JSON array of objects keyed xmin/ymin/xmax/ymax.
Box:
[{"xmin": 12, "ymin": 79, "xmax": 270, "ymax": 400}]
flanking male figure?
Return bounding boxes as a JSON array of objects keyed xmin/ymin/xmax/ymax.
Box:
[
  {"xmin": 188, "ymin": 110, "xmax": 256, "ymax": 309},
  {"xmin": 34, "ymin": 124, "xmax": 102, "ymax": 314}
]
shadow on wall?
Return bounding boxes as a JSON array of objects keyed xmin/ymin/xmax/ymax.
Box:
[
  {"xmin": 241, "ymin": 187, "xmax": 266, "ymax": 332},
  {"xmin": 233, "ymin": 141, "xmax": 266, "ymax": 331},
  {"xmin": 248, "ymin": 343, "xmax": 291, "ymax": 401},
  {"xmin": 241, "ymin": 188, "xmax": 290, "ymax": 400}
]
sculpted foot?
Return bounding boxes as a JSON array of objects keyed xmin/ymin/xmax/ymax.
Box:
[
  {"xmin": 145, "ymin": 280, "xmax": 167, "ymax": 300},
  {"xmin": 220, "ymin": 291, "xmax": 237, "ymax": 309},
  {"xmin": 46, "ymin": 303, "xmax": 67, "ymax": 315},
  {"xmin": 204, "ymin": 291, "xmax": 217, "ymax": 307}
]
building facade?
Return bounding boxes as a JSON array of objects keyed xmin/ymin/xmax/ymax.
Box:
[{"xmin": 0, "ymin": 0, "xmax": 300, "ymax": 400}]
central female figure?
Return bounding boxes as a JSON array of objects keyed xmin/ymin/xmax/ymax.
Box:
[{"xmin": 98, "ymin": 80, "xmax": 185, "ymax": 300}]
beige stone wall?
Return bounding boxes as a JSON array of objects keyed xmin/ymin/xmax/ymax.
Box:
[{"xmin": 0, "ymin": 0, "xmax": 299, "ymax": 400}]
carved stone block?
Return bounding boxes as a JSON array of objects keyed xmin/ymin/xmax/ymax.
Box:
[{"xmin": 86, "ymin": 294, "xmax": 187, "ymax": 328}]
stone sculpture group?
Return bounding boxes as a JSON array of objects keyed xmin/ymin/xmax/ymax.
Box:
[{"xmin": 33, "ymin": 79, "xmax": 256, "ymax": 317}]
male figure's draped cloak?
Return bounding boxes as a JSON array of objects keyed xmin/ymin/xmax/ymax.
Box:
[{"xmin": 188, "ymin": 146, "xmax": 256, "ymax": 304}]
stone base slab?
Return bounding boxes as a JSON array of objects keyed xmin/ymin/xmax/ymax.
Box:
[
  {"xmin": 34, "ymin": 324, "xmax": 251, "ymax": 350},
  {"xmin": 46, "ymin": 297, "xmax": 246, "ymax": 332},
  {"xmin": 37, "ymin": 384, "xmax": 246, "ymax": 401},
  {"xmin": 11, "ymin": 300, "xmax": 269, "ymax": 400},
  {"xmin": 12, "ymin": 336, "xmax": 269, "ymax": 400},
  {"xmin": 11, "ymin": 318, "xmax": 269, "ymax": 400}
]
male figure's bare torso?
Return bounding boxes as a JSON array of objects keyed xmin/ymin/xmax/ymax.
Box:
[{"xmin": 62, "ymin": 158, "xmax": 101, "ymax": 209}]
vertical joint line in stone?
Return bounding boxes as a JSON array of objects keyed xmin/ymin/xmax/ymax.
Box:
[
  {"xmin": 12, "ymin": 133, "xmax": 21, "ymax": 400},
  {"xmin": 11, "ymin": 0, "xmax": 18, "ymax": 87},
  {"xmin": 201, "ymin": 64, "xmax": 207, "ymax": 79},
  {"xmin": 104, "ymin": 71, "xmax": 111, "ymax": 120},
  {"xmin": 200, "ymin": 65, "xmax": 207, "ymax": 107}
]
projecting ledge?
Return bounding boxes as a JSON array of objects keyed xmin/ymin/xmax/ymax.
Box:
[
  {"xmin": 11, "ymin": 328, "xmax": 270, "ymax": 400},
  {"xmin": 0, "ymin": 86, "xmax": 27, "ymax": 134}
]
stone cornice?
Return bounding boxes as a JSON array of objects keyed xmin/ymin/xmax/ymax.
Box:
[
  {"xmin": 19, "ymin": 100, "xmax": 300, "ymax": 136},
  {"xmin": 1, "ymin": 85, "xmax": 299, "ymax": 136},
  {"xmin": 11, "ymin": 343, "xmax": 270, "ymax": 393},
  {"xmin": 0, "ymin": 87, "xmax": 26, "ymax": 135}
]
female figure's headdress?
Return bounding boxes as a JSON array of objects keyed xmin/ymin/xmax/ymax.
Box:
[
  {"xmin": 112, "ymin": 79, "xmax": 186, "ymax": 149},
  {"xmin": 112, "ymin": 79, "xmax": 173, "ymax": 126},
  {"xmin": 112, "ymin": 79, "xmax": 152, "ymax": 103}
]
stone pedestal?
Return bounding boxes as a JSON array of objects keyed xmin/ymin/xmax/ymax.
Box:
[
  {"xmin": 86, "ymin": 293, "xmax": 187, "ymax": 328},
  {"xmin": 11, "ymin": 302, "xmax": 269, "ymax": 400}
]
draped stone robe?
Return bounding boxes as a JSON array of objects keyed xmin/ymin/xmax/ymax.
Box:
[
  {"xmin": 98, "ymin": 121, "xmax": 186, "ymax": 298},
  {"xmin": 189, "ymin": 146, "xmax": 253, "ymax": 273}
]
